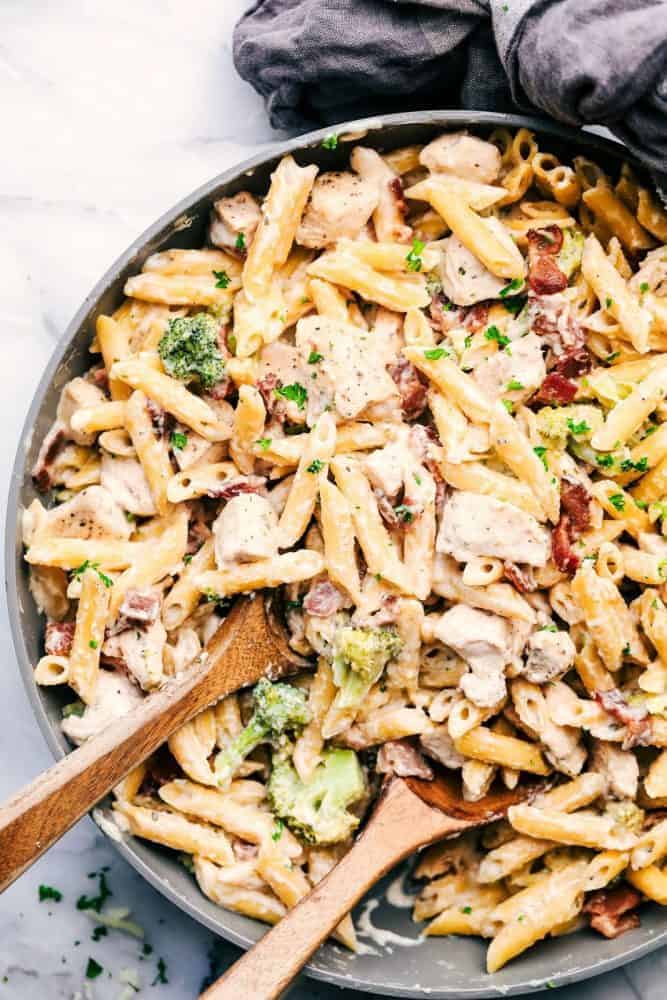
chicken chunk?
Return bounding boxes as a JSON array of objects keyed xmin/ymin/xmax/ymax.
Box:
[
  {"xmin": 42, "ymin": 485, "xmax": 131, "ymax": 541},
  {"xmin": 362, "ymin": 440, "xmax": 407, "ymax": 500},
  {"xmin": 439, "ymin": 234, "xmax": 506, "ymax": 306},
  {"xmin": 437, "ymin": 491, "xmax": 550, "ymax": 566},
  {"xmin": 61, "ymin": 670, "xmax": 142, "ymax": 745},
  {"xmin": 590, "ymin": 740, "xmax": 639, "ymax": 800},
  {"xmin": 103, "ymin": 619, "xmax": 166, "ymax": 690},
  {"xmin": 420, "ymin": 725, "xmax": 466, "ymax": 769},
  {"xmin": 213, "ymin": 493, "xmax": 278, "ymax": 567},
  {"xmin": 296, "ymin": 172, "xmax": 378, "ymax": 249},
  {"xmin": 100, "ymin": 453, "xmax": 157, "ymax": 517},
  {"xmin": 209, "ymin": 191, "xmax": 261, "ymax": 252},
  {"xmin": 419, "ymin": 132, "xmax": 502, "ymax": 185},
  {"xmin": 522, "ymin": 628, "xmax": 576, "ymax": 684},
  {"xmin": 473, "ymin": 332, "xmax": 546, "ymax": 405},
  {"xmin": 434, "ymin": 605, "xmax": 512, "ymax": 707},
  {"xmin": 57, "ymin": 377, "xmax": 107, "ymax": 446}
]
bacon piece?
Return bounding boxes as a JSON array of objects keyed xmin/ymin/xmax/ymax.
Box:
[
  {"xmin": 388, "ymin": 358, "xmax": 428, "ymax": 421},
  {"xmin": 376, "ymin": 739, "xmax": 434, "ymax": 780},
  {"xmin": 388, "ymin": 177, "xmax": 410, "ymax": 240},
  {"xmin": 462, "ymin": 302, "xmax": 490, "ymax": 333},
  {"xmin": 595, "ymin": 689, "xmax": 652, "ymax": 749},
  {"xmin": 256, "ymin": 373, "xmax": 283, "ymax": 419},
  {"xmin": 107, "ymin": 587, "xmax": 161, "ymax": 637},
  {"xmin": 429, "ymin": 295, "xmax": 463, "ymax": 334},
  {"xmin": 375, "ymin": 488, "xmax": 399, "ymax": 527},
  {"xmin": 503, "ymin": 563, "xmax": 537, "ymax": 593},
  {"xmin": 45, "ymin": 620, "xmax": 75, "ymax": 657},
  {"xmin": 552, "ymin": 517, "xmax": 580, "ymax": 574},
  {"xmin": 187, "ymin": 517, "xmax": 211, "ymax": 555},
  {"xmin": 32, "ymin": 424, "xmax": 67, "ymax": 492},
  {"xmin": 527, "ymin": 226, "xmax": 568, "ymax": 296},
  {"xmin": 302, "ymin": 580, "xmax": 347, "ymax": 618},
  {"xmin": 551, "ymin": 347, "xmax": 592, "ymax": 381},
  {"xmin": 583, "ymin": 884, "xmax": 642, "ymax": 939},
  {"xmin": 209, "ymin": 475, "xmax": 267, "ymax": 501},
  {"xmin": 552, "ymin": 479, "xmax": 592, "ymax": 574},
  {"xmin": 146, "ymin": 398, "xmax": 172, "ymax": 438},
  {"xmin": 534, "ymin": 372, "xmax": 578, "ymax": 404}
]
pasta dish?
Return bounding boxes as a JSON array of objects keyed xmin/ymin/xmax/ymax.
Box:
[{"xmin": 22, "ymin": 126, "xmax": 667, "ymax": 973}]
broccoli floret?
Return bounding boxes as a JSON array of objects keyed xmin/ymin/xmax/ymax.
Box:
[
  {"xmin": 213, "ymin": 678, "xmax": 310, "ymax": 786},
  {"xmin": 535, "ymin": 404, "xmax": 603, "ymax": 449},
  {"xmin": 331, "ymin": 626, "xmax": 402, "ymax": 711},
  {"xmin": 268, "ymin": 743, "xmax": 366, "ymax": 845},
  {"xmin": 158, "ymin": 313, "xmax": 225, "ymax": 389},
  {"xmin": 557, "ymin": 227, "xmax": 585, "ymax": 279}
]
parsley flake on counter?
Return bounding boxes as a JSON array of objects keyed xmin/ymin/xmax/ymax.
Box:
[
  {"xmin": 484, "ymin": 325, "xmax": 510, "ymax": 349},
  {"xmin": 152, "ymin": 957, "xmax": 169, "ymax": 985},
  {"xmin": 212, "ymin": 269, "xmax": 230, "ymax": 289},
  {"xmin": 39, "ymin": 885, "xmax": 62, "ymax": 903},
  {"xmin": 77, "ymin": 871, "xmax": 112, "ymax": 914},
  {"xmin": 423, "ymin": 347, "xmax": 448, "ymax": 360},
  {"xmin": 307, "ymin": 351, "xmax": 323, "ymax": 364},
  {"xmin": 321, "ymin": 133, "xmax": 339, "ymax": 150},
  {"xmin": 406, "ymin": 238, "xmax": 425, "ymax": 272},
  {"xmin": 91, "ymin": 926, "xmax": 107, "ymax": 942},
  {"xmin": 306, "ymin": 459, "xmax": 325, "ymax": 474},
  {"xmin": 170, "ymin": 431, "xmax": 188, "ymax": 451},
  {"xmin": 275, "ymin": 382, "xmax": 308, "ymax": 411},
  {"xmin": 86, "ymin": 958, "xmax": 103, "ymax": 980}
]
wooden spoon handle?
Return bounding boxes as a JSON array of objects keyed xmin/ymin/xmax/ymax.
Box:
[
  {"xmin": 201, "ymin": 780, "xmax": 456, "ymax": 1000},
  {"xmin": 0, "ymin": 596, "xmax": 269, "ymax": 891}
]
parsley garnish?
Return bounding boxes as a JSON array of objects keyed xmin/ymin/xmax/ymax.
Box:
[
  {"xmin": 406, "ymin": 238, "xmax": 425, "ymax": 273},
  {"xmin": 461, "ymin": 905, "xmax": 473, "ymax": 914},
  {"xmin": 533, "ymin": 446, "xmax": 548, "ymax": 470},
  {"xmin": 62, "ymin": 701, "xmax": 85, "ymax": 718},
  {"xmin": 620, "ymin": 456, "xmax": 648, "ymax": 472},
  {"xmin": 86, "ymin": 958, "xmax": 103, "ymax": 980},
  {"xmin": 635, "ymin": 498, "xmax": 648, "ymax": 510},
  {"xmin": 124, "ymin": 511, "xmax": 135, "ymax": 523},
  {"xmin": 88, "ymin": 639, "xmax": 98, "ymax": 650},
  {"xmin": 77, "ymin": 872, "xmax": 112, "ymax": 914},
  {"xmin": 212, "ymin": 270, "xmax": 230, "ymax": 289},
  {"xmin": 464, "ymin": 335, "xmax": 472, "ymax": 349},
  {"xmin": 485, "ymin": 325, "xmax": 510, "ymax": 349},
  {"xmin": 71, "ymin": 561, "xmax": 112, "ymax": 588},
  {"xmin": 284, "ymin": 598, "xmax": 303, "ymax": 612},
  {"xmin": 235, "ymin": 232, "xmax": 246, "ymax": 252},
  {"xmin": 502, "ymin": 399, "xmax": 514, "ymax": 413},
  {"xmin": 640, "ymin": 282, "xmax": 649, "ymax": 294},
  {"xmin": 623, "ymin": 643, "xmax": 631, "ymax": 656},
  {"xmin": 423, "ymin": 347, "xmax": 448, "ymax": 360},
  {"xmin": 567, "ymin": 418, "xmax": 590, "ymax": 436},
  {"xmin": 394, "ymin": 504, "xmax": 415, "ymax": 523},
  {"xmin": 307, "ymin": 351, "xmax": 323, "ymax": 364},
  {"xmin": 152, "ymin": 958, "xmax": 169, "ymax": 985},
  {"xmin": 595, "ymin": 453, "xmax": 614, "ymax": 468},
  {"xmin": 271, "ymin": 818, "xmax": 284, "ymax": 842},
  {"xmin": 609, "ymin": 493, "xmax": 625, "ymax": 511},
  {"xmin": 605, "ymin": 352, "xmax": 620, "ymax": 364},
  {"xmin": 540, "ymin": 624, "xmax": 558, "ymax": 632},
  {"xmin": 503, "ymin": 295, "xmax": 527, "ymax": 316},
  {"xmin": 170, "ymin": 431, "xmax": 187, "ymax": 451},
  {"xmin": 183, "ymin": 553, "xmax": 193, "ymax": 564},
  {"xmin": 499, "ymin": 278, "xmax": 523, "ymax": 298},
  {"xmin": 275, "ymin": 382, "xmax": 308, "ymax": 411},
  {"xmin": 413, "ymin": 473, "xmax": 422, "ymax": 485},
  {"xmin": 306, "ymin": 459, "xmax": 325, "ymax": 474},
  {"xmin": 321, "ymin": 133, "xmax": 339, "ymax": 150},
  {"xmin": 660, "ymin": 560, "xmax": 667, "ymax": 580},
  {"xmin": 506, "ymin": 379, "xmax": 524, "ymax": 391},
  {"xmin": 39, "ymin": 885, "xmax": 62, "ymax": 903},
  {"xmin": 91, "ymin": 926, "xmax": 107, "ymax": 942},
  {"xmin": 255, "ymin": 437, "xmax": 272, "ymax": 451},
  {"xmin": 605, "ymin": 296, "xmax": 613, "ymax": 309}
]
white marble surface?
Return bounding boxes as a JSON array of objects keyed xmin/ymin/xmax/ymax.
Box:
[{"xmin": 1, "ymin": 2, "xmax": 665, "ymax": 997}]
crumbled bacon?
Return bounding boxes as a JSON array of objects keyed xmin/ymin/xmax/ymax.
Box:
[
  {"xmin": 595, "ymin": 689, "xmax": 652, "ymax": 749},
  {"xmin": 302, "ymin": 580, "xmax": 347, "ymax": 618},
  {"xmin": 257, "ymin": 373, "xmax": 283, "ymax": 419},
  {"xmin": 187, "ymin": 517, "xmax": 211, "ymax": 555},
  {"xmin": 32, "ymin": 425, "xmax": 67, "ymax": 492},
  {"xmin": 462, "ymin": 302, "xmax": 490, "ymax": 333},
  {"xmin": 211, "ymin": 475, "xmax": 266, "ymax": 501},
  {"xmin": 583, "ymin": 884, "xmax": 642, "ymax": 939},
  {"xmin": 146, "ymin": 398, "xmax": 171, "ymax": 438},
  {"xmin": 527, "ymin": 226, "xmax": 568, "ymax": 296},
  {"xmin": 388, "ymin": 177, "xmax": 411, "ymax": 241},
  {"xmin": 429, "ymin": 295, "xmax": 463, "ymax": 334},
  {"xmin": 206, "ymin": 375, "xmax": 233, "ymax": 401},
  {"xmin": 107, "ymin": 588, "xmax": 161, "ymax": 637},
  {"xmin": 550, "ymin": 346, "xmax": 592, "ymax": 380},
  {"xmin": 552, "ymin": 479, "xmax": 592, "ymax": 574},
  {"xmin": 45, "ymin": 620, "xmax": 75, "ymax": 657},
  {"xmin": 376, "ymin": 739, "xmax": 434, "ymax": 780},
  {"xmin": 375, "ymin": 488, "xmax": 399, "ymax": 527},
  {"xmin": 388, "ymin": 358, "xmax": 428, "ymax": 421},
  {"xmin": 503, "ymin": 563, "xmax": 537, "ymax": 593},
  {"xmin": 534, "ymin": 372, "xmax": 578, "ymax": 404}
]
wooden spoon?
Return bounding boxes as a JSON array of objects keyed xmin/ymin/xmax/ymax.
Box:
[
  {"xmin": 0, "ymin": 593, "xmax": 310, "ymax": 892},
  {"xmin": 202, "ymin": 770, "xmax": 546, "ymax": 1000}
]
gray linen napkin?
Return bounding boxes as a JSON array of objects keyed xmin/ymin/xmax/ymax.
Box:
[{"xmin": 233, "ymin": 0, "xmax": 667, "ymax": 176}]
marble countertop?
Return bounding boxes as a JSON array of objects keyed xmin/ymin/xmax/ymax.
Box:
[{"xmin": 1, "ymin": 2, "xmax": 665, "ymax": 997}]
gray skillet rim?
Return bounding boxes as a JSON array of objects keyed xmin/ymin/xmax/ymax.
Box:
[{"xmin": 6, "ymin": 110, "xmax": 666, "ymax": 997}]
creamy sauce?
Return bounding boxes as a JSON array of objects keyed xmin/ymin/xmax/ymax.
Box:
[
  {"xmin": 357, "ymin": 899, "xmax": 423, "ymax": 950},
  {"xmin": 385, "ymin": 870, "xmax": 418, "ymax": 909}
]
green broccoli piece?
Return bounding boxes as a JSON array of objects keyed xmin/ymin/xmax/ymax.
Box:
[
  {"xmin": 557, "ymin": 227, "xmax": 585, "ymax": 279},
  {"xmin": 268, "ymin": 743, "xmax": 366, "ymax": 845},
  {"xmin": 213, "ymin": 678, "xmax": 310, "ymax": 786},
  {"xmin": 331, "ymin": 626, "xmax": 402, "ymax": 711},
  {"xmin": 158, "ymin": 313, "xmax": 225, "ymax": 389},
  {"xmin": 535, "ymin": 404, "xmax": 602, "ymax": 449}
]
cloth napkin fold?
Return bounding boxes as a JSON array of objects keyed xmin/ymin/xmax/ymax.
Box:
[{"xmin": 233, "ymin": 0, "xmax": 667, "ymax": 177}]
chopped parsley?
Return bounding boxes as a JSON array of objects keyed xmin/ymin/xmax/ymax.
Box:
[
  {"xmin": 91, "ymin": 926, "xmax": 107, "ymax": 942},
  {"xmin": 623, "ymin": 643, "xmax": 631, "ymax": 657},
  {"xmin": 605, "ymin": 296, "xmax": 613, "ymax": 309},
  {"xmin": 635, "ymin": 498, "xmax": 648, "ymax": 510},
  {"xmin": 77, "ymin": 871, "xmax": 112, "ymax": 914},
  {"xmin": 499, "ymin": 278, "xmax": 523, "ymax": 298},
  {"xmin": 88, "ymin": 640, "xmax": 98, "ymax": 650},
  {"xmin": 39, "ymin": 885, "xmax": 62, "ymax": 903},
  {"xmin": 321, "ymin": 132, "xmax": 339, "ymax": 150},
  {"xmin": 212, "ymin": 269, "xmax": 230, "ymax": 289},
  {"xmin": 605, "ymin": 352, "xmax": 620, "ymax": 364},
  {"xmin": 235, "ymin": 232, "xmax": 246, "ymax": 252},
  {"xmin": 464, "ymin": 334, "xmax": 472, "ymax": 349},
  {"xmin": 413, "ymin": 472, "xmax": 422, "ymax": 485},
  {"xmin": 503, "ymin": 294, "xmax": 527, "ymax": 316},
  {"xmin": 461, "ymin": 905, "xmax": 473, "ymax": 915},
  {"xmin": 62, "ymin": 701, "xmax": 85, "ymax": 718},
  {"xmin": 640, "ymin": 281, "xmax": 649, "ymax": 294},
  {"xmin": 152, "ymin": 958, "xmax": 169, "ymax": 985},
  {"xmin": 170, "ymin": 431, "xmax": 188, "ymax": 451},
  {"xmin": 533, "ymin": 446, "xmax": 548, "ymax": 470},
  {"xmin": 609, "ymin": 493, "xmax": 625, "ymax": 511},
  {"xmin": 502, "ymin": 399, "xmax": 514, "ymax": 413},
  {"xmin": 85, "ymin": 958, "xmax": 103, "ymax": 980},
  {"xmin": 506, "ymin": 379, "xmax": 524, "ymax": 391},
  {"xmin": 595, "ymin": 453, "xmax": 615, "ymax": 468},
  {"xmin": 484, "ymin": 325, "xmax": 510, "ymax": 349},
  {"xmin": 620, "ymin": 456, "xmax": 648, "ymax": 472},
  {"xmin": 406, "ymin": 238, "xmax": 425, "ymax": 272},
  {"xmin": 394, "ymin": 504, "xmax": 415, "ymax": 524},
  {"xmin": 284, "ymin": 597, "xmax": 303, "ymax": 612},
  {"xmin": 423, "ymin": 347, "xmax": 448, "ymax": 360},
  {"xmin": 255, "ymin": 437, "xmax": 272, "ymax": 451},
  {"xmin": 183, "ymin": 553, "xmax": 193, "ymax": 564},
  {"xmin": 124, "ymin": 511, "xmax": 136, "ymax": 523},
  {"xmin": 306, "ymin": 459, "xmax": 325, "ymax": 474},
  {"xmin": 644, "ymin": 423, "xmax": 659, "ymax": 437},
  {"xmin": 567, "ymin": 418, "xmax": 590, "ymax": 436},
  {"xmin": 660, "ymin": 560, "xmax": 667, "ymax": 580},
  {"xmin": 71, "ymin": 560, "xmax": 112, "ymax": 588},
  {"xmin": 271, "ymin": 818, "xmax": 284, "ymax": 842},
  {"xmin": 275, "ymin": 382, "xmax": 308, "ymax": 411},
  {"xmin": 307, "ymin": 351, "xmax": 323, "ymax": 364},
  {"xmin": 540, "ymin": 624, "xmax": 558, "ymax": 632}
]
